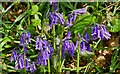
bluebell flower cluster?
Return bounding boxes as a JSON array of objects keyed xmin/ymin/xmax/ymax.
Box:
[
  {"xmin": 10, "ymin": 2, "xmax": 112, "ymax": 73},
  {"xmin": 11, "ymin": 32, "xmax": 36, "ymax": 72},
  {"xmin": 10, "ymin": 49, "xmax": 35, "ymax": 71},
  {"xmin": 67, "ymin": 7, "xmax": 88, "ymax": 26},
  {"xmin": 49, "ymin": 2, "xmax": 65, "ymax": 27},
  {"xmin": 92, "ymin": 24, "xmax": 111, "ymax": 40},
  {"xmin": 35, "ymin": 36, "xmax": 53, "ymax": 65},
  {"xmin": 20, "ymin": 32, "xmax": 31, "ymax": 46},
  {"xmin": 49, "ymin": 12, "xmax": 65, "ymax": 27},
  {"xmin": 80, "ymin": 41, "xmax": 92, "ymax": 52},
  {"xmin": 76, "ymin": 33, "xmax": 92, "ymax": 52},
  {"xmin": 62, "ymin": 31, "xmax": 75, "ymax": 57}
]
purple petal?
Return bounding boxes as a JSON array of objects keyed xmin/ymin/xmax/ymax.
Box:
[
  {"xmin": 15, "ymin": 63, "xmax": 19, "ymax": 70},
  {"xmin": 18, "ymin": 56, "xmax": 24, "ymax": 70},
  {"xmin": 86, "ymin": 43, "xmax": 92, "ymax": 51},
  {"xmin": 10, "ymin": 49, "xmax": 17, "ymax": 63},
  {"xmin": 30, "ymin": 62, "xmax": 36, "ymax": 72},
  {"xmin": 75, "ymin": 41, "xmax": 79, "ymax": 49},
  {"xmin": 85, "ymin": 33, "xmax": 89, "ymax": 41},
  {"xmin": 73, "ymin": 8, "xmax": 87, "ymax": 14},
  {"xmin": 24, "ymin": 46, "xmax": 27, "ymax": 53},
  {"xmin": 26, "ymin": 58, "xmax": 30, "ymax": 70},
  {"xmin": 80, "ymin": 41, "xmax": 87, "ymax": 52}
]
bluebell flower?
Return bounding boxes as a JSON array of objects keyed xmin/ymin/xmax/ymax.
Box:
[
  {"xmin": 85, "ymin": 33, "xmax": 89, "ymax": 42},
  {"xmin": 36, "ymin": 36, "xmax": 53, "ymax": 65},
  {"xmin": 10, "ymin": 49, "xmax": 17, "ymax": 63},
  {"xmin": 37, "ymin": 52, "xmax": 48, "ymax": 66},
  {"xmin": 37, "ymin": 48, "xmax": 51, "ymax": 65},
  {"xmin": 42, "ymin": 40, "xmax": 48, "ymax": 49},
  {"xmin": 67, "ymin": 14, "xmax": 76, "ymax": 26},
  {"xmin": 30, "ymin": 62, "xmax": 36, "ymax": 73},
  {"xmin": 15, "ymin": 63, "xmax": 19, "ymax": 70},
  {"xmin": 26, "ymin": 58, "xmax": 30, "ymax": 70},
  {"xmin": 35, "ymin": 36, "xmax": 43, "ymax": 50},
  {"xmin": 67, "ymin": 7, "xmax": 88, "ymax": 26},
  {"xmin": 80, "ymin": 41, "xmax": 87, "ymax": 52},
  {"xmin": 18, "ymin": 55, "xmax": 24, "ymax": 70},
  {"xmin": 48, "ymin": 44, "xmax": 54, "ymax": 55},
  {"xmin": 92, "ymin": 24, "xmax": 111, "ymax": 40},
  {"xmin": 86, "ymin": 43, "xmax": 92, "ymax": 51},
  {"xmin": 62, "ymin": 40, "xmax": 75, "ymax": 57},
  {"xmin": 49, "ymin": 12, "xmax": 65, "ymax": 27},
  {"xmin": 20, "ymin": 32, "xmax": 31, "ymax": 46},
  {"xmin": 62, "ymin": 31, "xmax": 75, "ymax": 57},
  {"xmin": 76, "ymin": 33, "xmax": 92, "ymax": 52},
  {"xmin": 62, "ymin": 31, "xmax": 71, "ymax": 41},
  {"xmin": 67, "ymin": 42, "xmax": 75, "ymax": 56},
  {"xmin": 72, "ymin": 8, "xmax": 87, "ymax": 15}
]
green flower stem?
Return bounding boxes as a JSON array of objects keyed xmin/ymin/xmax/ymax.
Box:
[
  {"xmin": 93, "ymin": 39, "xmax": 101, "ymax": 49},
  {"xmin": 48, "ymin": 59, "xmax": 50, "ymax": 73},
  {"xmin": 77, "ymin": 39, "xmax": 82, "ymax": 73},
  {"xmin": 96, "ymin": 0, "xmax": 98, "ymax": 9},
  {"xmin": 58, "ymin": 26, "xmax": 64, "ymax": 72},
  {"xmin": 60, "ymin": 59, "xmax": 65, "ymax": 70},
  {"xmin": 53, "ymin": 25, "xmax": 56, "ymax": 50},
  {"xmin": 76, "ymin": 41, "xmax": 80, "ymax": 73}
]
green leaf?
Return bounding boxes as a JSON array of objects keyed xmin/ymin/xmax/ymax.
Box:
[
  {"xmin": 39, "ymin": 3, "xmax": 46, "ymax": 11},
  {"xmin": 14, "ymin": 41, "xmax": 20, "ymax": 44},
  {"xmin": 11, "ymin": 11, "xmax": 27, "ymax": 28},
  {"xmin": 27, "ymin": 24, "xmax": 35, "ymax": 35},
  {"xmin": 0, "ymin": 37, "xmax": 11, "ymax": 51},
  {"xmin": 32, "ymin": 5, "xmax": 39, "ymax": 15},
  {"xmin": 32, "ymin": 19, "xmax": 41, "ymax": 26},
  {"xmin": 60, "ymin": 2, "xmax": 74, "ymax": 10},
  {"xmin": 30, "ymin": 55, "xmax": 38, "ymax": 58},
  {"xmin": 110, "ymin": 19, "xmax": 120, "ymax": 32},
  {"xmin": 71, "ymin": 14, "xmax": 96, "ymax": 35},
  {"xmin": 37, "ymin": 12, "xmax": 42, "ymax": 16},
  {"xmin": 4, "ymin": 45, "xmax": 11, "ymax": 48}
]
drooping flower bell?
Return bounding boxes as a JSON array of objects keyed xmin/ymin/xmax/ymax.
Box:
[
  {"xmin": 25, "ymin": 58, "xmax": 30, "ymax": 71},
  {"xmin": 62, "ymin": 31, "xmax": 75, "ymax": 57},
  {"xmin": 37, "ymin": 49, "xmax": 50, "ymax": 66},
  {"xmin": 80, "ymin": 41, "xmax": 92, "ymax": 52},
  {"xmin": 35, "ymin": 36, "xmax": 43, "ymax": 50},
  {"xmin": 67, "ymin": 7, "xmax": 88, "ymax": 26},
  {"xmin": 10, "ymin": 49, "xmax": 17, "ymax": 63},
  {"xmin": 92, "ymin": 24, "xmax": 111, "ymax": 40},
  {"xmin": 20, "ymin": 32, "xmax": 31, "ymax": 46},
  {"xmin": 49, "ymin": 12, "xmax": 65, "ymax": 27},
  {"xmin": 18, "ymin": 55, "xmax": 25, "ymax": 70}
]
